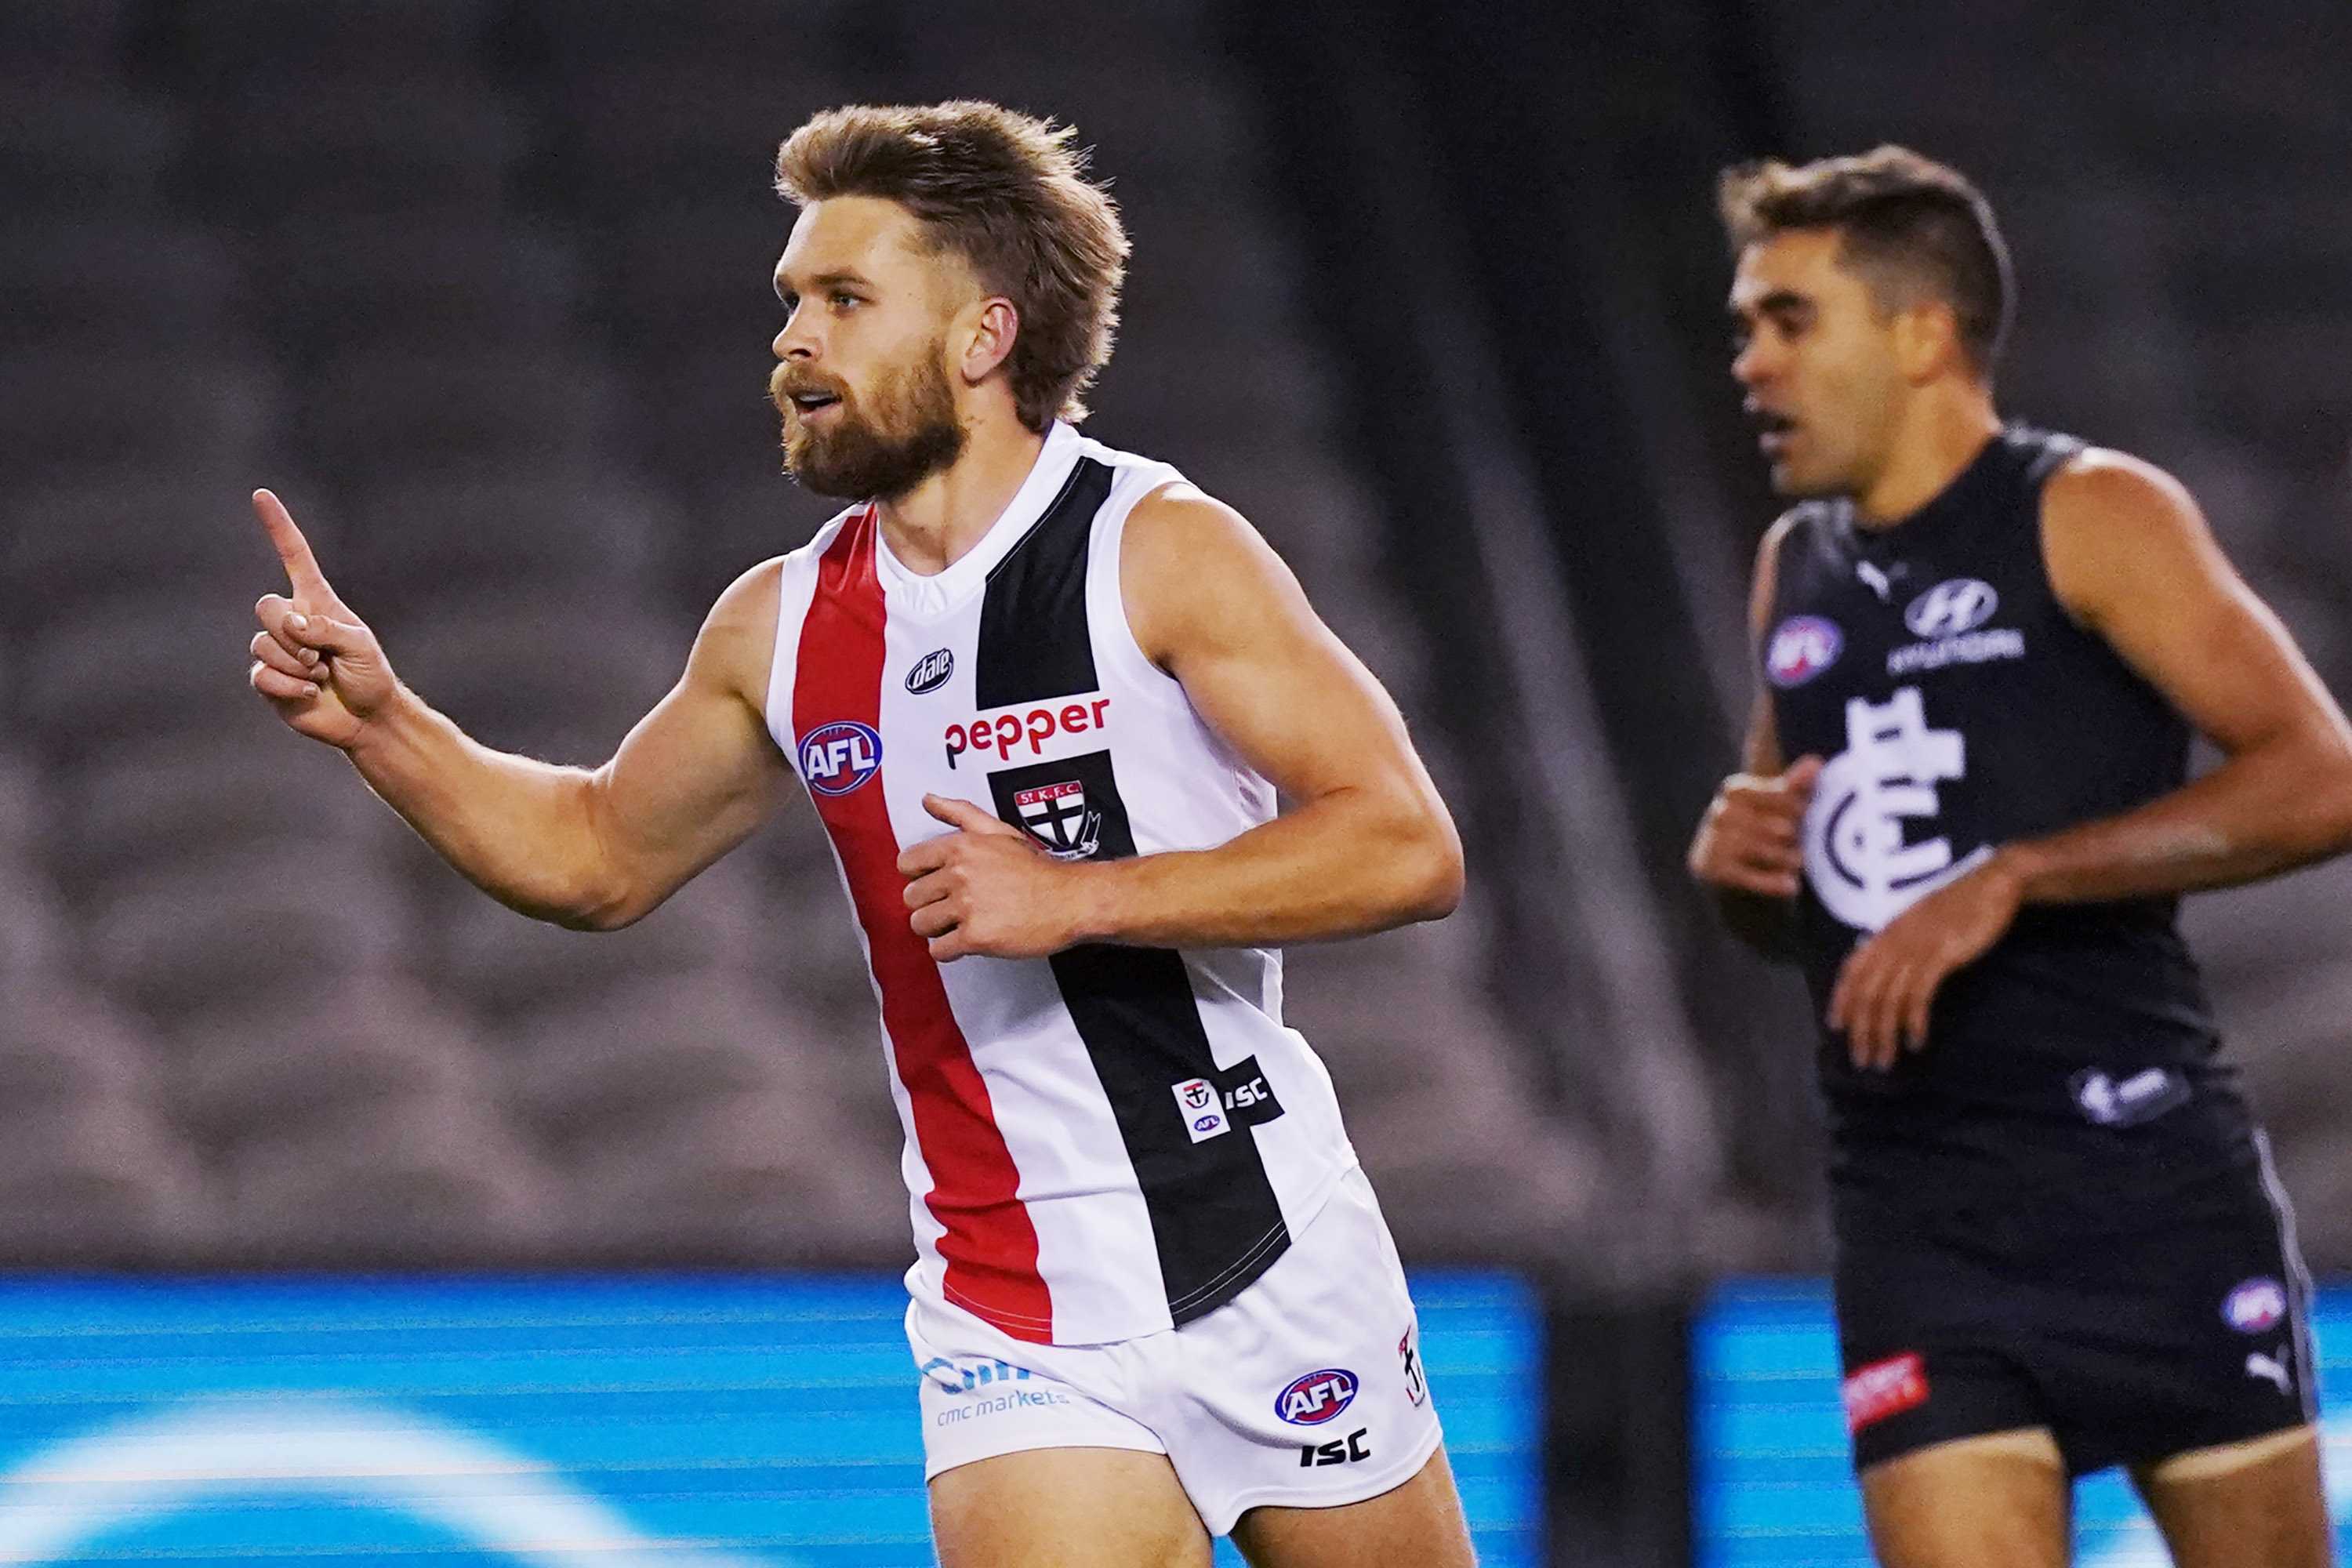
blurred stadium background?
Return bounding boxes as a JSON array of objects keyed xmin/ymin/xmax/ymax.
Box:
[{"xmin": 1, "ymin": 0, "xmax": 2347, "ymax": 1562}]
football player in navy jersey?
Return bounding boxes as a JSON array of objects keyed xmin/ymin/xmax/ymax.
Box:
[{"xmin": 1690, "ymin": 147, "xmax": 2352, "ymax": 1568}]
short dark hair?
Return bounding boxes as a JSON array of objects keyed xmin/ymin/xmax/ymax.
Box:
[
  {"xmin": 775, "ymin": 100, "xmax": 1128, "ymax": 431},
  {"xmin": 1718, "ymin": 145, "xmax": 2013, "ymax": 373}
]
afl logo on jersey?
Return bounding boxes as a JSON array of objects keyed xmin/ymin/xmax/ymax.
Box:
[
  {"xmin": 904, "ymin": 648, "xmax": 955, "ymax": 695},
  {"xmin": 1276, "ymin": 1368, "xmax": 1359, "ymax": 1426},
  {"xmin": 1766, "ymin": 615, "xmax": 1843, "ymax": 688},
  {"xmin": 799, "ymin": 720, "xmax": 883, "ymax": 796},
  {"xmin": 1904, "ymin": 578, "xmax": 1999, "ymax": 640}
]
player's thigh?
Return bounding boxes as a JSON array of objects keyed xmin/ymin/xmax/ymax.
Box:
[
  {"xmin": 1859, "ymin": 1428, "xmax": 2071, "ymax": 1568},
  {"xmin": 2132, "ymin": 1425, "xmax": 2332, "ymax": 1568},
  {"xmin": 929, "ymin": 1445, "xmax": 1214, "ymax": 1568},
  {"xmin": 1228, "ymin": 1446, "xmax": 1476, "ymax": 1568}
]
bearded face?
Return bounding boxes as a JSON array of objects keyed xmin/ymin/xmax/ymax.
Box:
[{"xmin": 771, "ymin": 335, "xmax": 967, "ymax": 501}]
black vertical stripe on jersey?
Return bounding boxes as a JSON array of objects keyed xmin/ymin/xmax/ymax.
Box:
[
  {"xmin": 978, "ymin": 460, "xmax": 1291, "ymax": 1326},
  {"xmin": 975, "ymin": 456, "xmax": 1112, "ymax": 711}
]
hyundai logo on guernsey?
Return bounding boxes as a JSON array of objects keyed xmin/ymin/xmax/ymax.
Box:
[
  {"xmin": 1904, "ymin": 578, "xmax": 2000, "ymax": 640},
  {"xmin": 2224, "ymin": 1277, "xmax": 2289, "ymax": 1335},
  {"xmin": 1766, "ymin": 615, "xmax": 1842, "ymax": 688},
  {"xmin": 1276, "ymin": 1369, "xmax": 1359, "ymax": 1427},
  {"xmin": 904, "ymin": 648, "xmax": 955, "ymax": 695},
  {"xmin": 800, "ymin": 720, "xmax": 883, "ymax": 796}
]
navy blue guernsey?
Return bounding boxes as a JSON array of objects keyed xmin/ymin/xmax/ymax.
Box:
[{"xmin": 1764, "ymin": 426, "xmax": 2256, "ymax": 1244}]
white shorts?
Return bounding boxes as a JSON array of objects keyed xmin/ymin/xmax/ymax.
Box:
[{"xmin": 906, "ymin": 1164, "xmax": 1443, "ymax": 1536}]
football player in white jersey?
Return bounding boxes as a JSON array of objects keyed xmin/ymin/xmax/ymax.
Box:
[{"xmin": 247, "ymin": 101, "xmax": 1476, "ymax": 1567}]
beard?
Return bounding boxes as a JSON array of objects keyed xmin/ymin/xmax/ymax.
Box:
[{"xmin": 773, "ymin": 343, "xmax": 967, "ymax": 501}]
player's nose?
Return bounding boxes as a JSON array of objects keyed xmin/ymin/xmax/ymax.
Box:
[{"xmin": 773, "ymin": 306, "xmax": 821, "ymax": 361}]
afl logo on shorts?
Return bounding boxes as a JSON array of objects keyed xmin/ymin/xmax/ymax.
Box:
[
  {"xmin": 1276, "ymin": 1368, "xmax": 1359, "ymax": 1426},
  {"xmin": 2223, "ymin": 1277, "xmax": 2288, "ymax": 1334},
  {"xmin": 1766, "ymin": 615, "xmax": 1842, "ymax": 688},
  {"xmin": 799, "ymin": 720, "xmax": 883, "ymax": 796}
]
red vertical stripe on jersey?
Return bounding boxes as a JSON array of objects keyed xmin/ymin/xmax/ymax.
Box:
[{"xmin": 792, "ymin": 510, "xmax": 1054, "ymax": 1342}]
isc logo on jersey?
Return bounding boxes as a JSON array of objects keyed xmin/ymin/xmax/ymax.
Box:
[
  {"xmin": 1276, "ymin": 1368, "xmax": 1359, "ymax": 1426},
  {"xmin": 1766, "ymin": 615, "xmax": 1842, "ymax": 688},
  {"xmin": 800, "ymin": 720, "xmax": 883, "ymax": 796}
]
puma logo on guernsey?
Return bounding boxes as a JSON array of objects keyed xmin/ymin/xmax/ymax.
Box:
[{"xmin": 943, "ymin": 698, "xmax": 1111, "ymax": 768}]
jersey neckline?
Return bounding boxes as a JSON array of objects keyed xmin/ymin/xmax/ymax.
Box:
[
  {"xmin": 1833, "ymin": 426, "xmax": 2013, "ymax": 559},
  {"xmin": 871, "ymin": 420, "xmax": 1083, "ymax": 617}
]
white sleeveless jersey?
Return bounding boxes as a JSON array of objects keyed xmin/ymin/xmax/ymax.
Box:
[{"xmin": 764, "ymin": 422, "xmax": 1358, "ymax": 1346}]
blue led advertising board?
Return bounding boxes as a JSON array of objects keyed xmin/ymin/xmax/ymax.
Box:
[{"xmin": 0, "ymin": 1272, "xmax": 1537, "ymax": 1566}]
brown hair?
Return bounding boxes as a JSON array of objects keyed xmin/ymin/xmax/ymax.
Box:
[
  {"xmin": 776, "ymin": 100, "xmax": 1128, "ymax": 431},
  {"xmin": 1718, "ymin": 145, "xmax": 2013, "ymax": 373}
]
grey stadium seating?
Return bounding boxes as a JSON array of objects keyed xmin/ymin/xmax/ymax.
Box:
[{"xmin": 0, "ymin": 0, "xmax": 1563, "ymax": 1269}]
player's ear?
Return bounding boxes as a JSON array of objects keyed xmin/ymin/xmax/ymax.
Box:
[
  {"xmin": 958, "ymin": 296, "xmax": 1019, "ymax": 387},
  {"xmin": 1893, "ymin": 298, "xmax": 1962, "ymax": 383}
]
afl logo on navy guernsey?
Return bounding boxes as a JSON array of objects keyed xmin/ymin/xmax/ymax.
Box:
[
  {"xmin": 1766, "ymin": 615, "xmax": 1842, "ymax": 688},
  {"xmin": 904, "ymin": 648, "xmax": 954, "ymax": 695},
  {"xmin": 1904, "ymin": 579, "xmax": 1999, "ymax": 640},
  {"xmin": 799, "ymin": 720, "xmax": 883, "ymax": 796}
]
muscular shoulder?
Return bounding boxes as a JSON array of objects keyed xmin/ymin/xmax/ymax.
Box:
[
  {"xmin": 2040, "ymin": 448, "xmax": 2209, "ymax": 625},
  {"xmin": 2044, "ymin": 447, "xmax": 2197, "ymax": 528},
  {"xmin": 1120, "ymin": 481, "xmax": 1305, "ymax": 671},
  {"xmin": 688, "ymin": 556, "xmax": 786, "ymax": 702}
]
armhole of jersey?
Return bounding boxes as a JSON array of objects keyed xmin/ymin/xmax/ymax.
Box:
[
  {"xmin": 2028, "ymin": 438, "xmax": 2101, "ymax": 633},
  {"xmin": 1087, "ymin": 462, "xmax": 1195, "ymax": 714},
  {"xmin": 1759, "ymin": 510, "xmax": 1803, "ymax": 652},
  {"xmin": 762, "ymin": 516, "xmax": 844, "ymax": 758}
]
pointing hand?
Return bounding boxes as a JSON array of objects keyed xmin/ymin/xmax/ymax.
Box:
[{"xmin": 246, "ymin": 488, "xmax": 397, "ymax": 750}]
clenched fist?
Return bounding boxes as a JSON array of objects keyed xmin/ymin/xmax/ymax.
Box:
[
  {"xmin": 246, "ymin": 488, "xmax": 397, "ymax": 750},
  {"xmin": 1687, "ymin": 754, "xmax": 1823, "ymax": 899}
]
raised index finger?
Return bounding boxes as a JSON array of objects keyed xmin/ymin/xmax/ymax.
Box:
[{"xmin": 252, "ymin": 488, "xmax": 334, "ymax": 601}]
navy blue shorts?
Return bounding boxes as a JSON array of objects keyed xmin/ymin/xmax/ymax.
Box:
[{"xmin": 1835, "ymin": 1160, "xmax": 2317, "ymax": 1476}]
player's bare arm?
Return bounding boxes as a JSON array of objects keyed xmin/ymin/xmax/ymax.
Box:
[
  {"xmin": 1690, "ymin": 513, "xmax": 1822, "ymax": 956},
  {"xmin": 1829, "ymin": 451, "xmax": 2352, "ymax": 1065},
  {"xmin": 897, "ymin": 483, "xmax": 1464, "ymax": 961},
  {"xmin": 247, "ymin": 488, "xmax": 795, "ymax": 931}
]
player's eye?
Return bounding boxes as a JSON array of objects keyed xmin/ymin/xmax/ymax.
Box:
[
  {"xmin": 832, "ymin": 292, "xmax": 860, "ymax": 309},
  {"xmin": 780, "ymin": 293, "xmax": 800, "ymax": 314}
]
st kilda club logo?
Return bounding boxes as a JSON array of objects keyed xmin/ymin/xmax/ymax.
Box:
[{"xmin": 1014, "ymin": 779, "xmax": 1102, "ymax": 861}]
